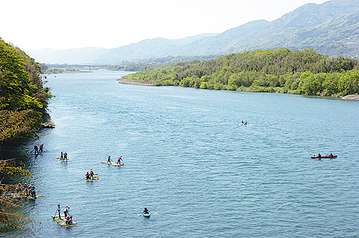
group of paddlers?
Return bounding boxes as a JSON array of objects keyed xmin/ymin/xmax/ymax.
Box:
[
  {"xmin": 107, "ymin": 155, "xmax": 123, "ymax": 164},
  {"xmin": 59, "ymin": 151, "xmax": 68, "ymax": 160},
  {"xmin": 15, "ymin": 182, "xmax": 37, "ymax": 199},
  {"xmin": 33, "ymin": 144, "xmax": 44, "ymax": 155},
  {"xmin": 55, "ymin": 204, "xmax": 73, "ymax": 224},
  {"xmin": 85, "ymin": 168, "xmax": 95, "ymax": 179}
]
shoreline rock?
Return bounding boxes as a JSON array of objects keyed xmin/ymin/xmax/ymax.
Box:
[
  {"xmin": 341, "ymin": 95, "xmax": 359, "ymax": 100},
  {"xmin": 117, "ymin": 78, "xmax": 155, "ymax": 86}
]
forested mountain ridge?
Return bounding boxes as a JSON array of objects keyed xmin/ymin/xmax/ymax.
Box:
[{"xmin": 27, "ymin": 0, "xmax": 359, "ymax": 64}]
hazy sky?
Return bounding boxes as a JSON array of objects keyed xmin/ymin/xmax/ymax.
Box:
[{"xmin": 0, "ymin": 0, "xmax": 328, "ymax": 50}]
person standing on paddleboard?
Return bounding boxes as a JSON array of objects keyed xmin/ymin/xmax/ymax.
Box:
[
  {"xmin": 57, "ymin": 204, "xmax": 62, "ymax": 219},
  {"xmin": 34, "ymin": 145, "xmax": 39, "ymax": 155},
  {"xmin": 64, "ymin": 206, "xmax": 70, "ymax": 219},
  {"xmin": 118, "ymin": 156, "xmax": 122, "ymax": 164}
]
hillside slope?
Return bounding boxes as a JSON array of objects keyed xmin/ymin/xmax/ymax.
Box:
[{"xmin": 28, "ymin": 0, "xmax": 359, "ymax": 64}]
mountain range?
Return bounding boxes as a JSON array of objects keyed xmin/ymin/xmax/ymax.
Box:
[{"xmin": 27, "ymin": 0, "xmax": 359, "ymax": 65}]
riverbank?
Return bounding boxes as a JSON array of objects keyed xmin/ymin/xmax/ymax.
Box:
[{"xmin": 118, "ymin": 78, "xmax": 359, "ymax": 101}]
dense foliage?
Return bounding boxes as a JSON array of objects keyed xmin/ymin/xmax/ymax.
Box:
[
  {"xmin": 0, "ymin": 38, "xmax": 49, "ymax": 230},
  {"xmin": 122, "ymin": 48, "xmax": 359, "ymax": 97},
  {"xmin": 0, "ymin": 38, "xmax": 52, "ymax": 145}
]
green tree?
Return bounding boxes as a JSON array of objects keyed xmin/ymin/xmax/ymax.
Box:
[
  {"xmin": 0, "ymin": 38, "xmax": 52, "ymax": 144},
  {"xmin": 338, "ymin": 69, "xmax": 359, "ymax": 96}
]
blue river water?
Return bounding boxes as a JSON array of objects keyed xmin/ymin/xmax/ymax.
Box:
[{"xmin": 5, "ymin": 70, "xmax": 359, "ymax": 237}]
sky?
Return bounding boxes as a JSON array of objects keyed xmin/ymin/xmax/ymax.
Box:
[{"xmin": 0, "ymin": 0, "xmax": 329, "ymax": 50}]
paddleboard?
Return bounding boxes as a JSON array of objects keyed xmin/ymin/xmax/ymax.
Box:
[
  {"xmin": 51, "ymin": 215, "xmax": 77, "ymax": 227},
  {"xmin": 101, "ymin": 161, "xmax": 124, "ymax": 167},
  {"xmin": 56, "ymin": 157, "xmax": 69, "ymax": 161}
]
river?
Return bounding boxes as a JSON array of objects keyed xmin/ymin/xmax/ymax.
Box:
[{"xmin": 5, "ymin": 70, "xmax": 359, "ymax": 237}]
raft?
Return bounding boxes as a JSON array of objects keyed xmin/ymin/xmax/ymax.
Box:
[
  {"xmin": 57, "ymin": 157, "xmax": 69, "ymax": 162},
  {"xmin": 24, "ymin": 194, "xmax": 44, "ymax": 200},
  {"xmin": 84, "ymin": 177, "xmax": 99, "ymax": 181},
  {"xmin": 51, "ymin": 215, "xmax": 77, "ymax": 227},
  {"xmin": 101, "ymin": 161, "xmax": 124, "ymax": 167},
  {"xmin": 311, "ymin": 155, "xmax": 337, "ymax": 159},
  {"xmin": 7, "ymin": 193, "xmax": 43, "ymax": 199}
]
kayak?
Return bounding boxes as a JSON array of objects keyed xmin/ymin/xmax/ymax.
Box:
[
  {"xmin": 101, "ymin": 161, "xmax": 124, "ymax": 167},
  {"xmin": 143, "ymin": 212, "xmax": 151, "ymax": 218},
  {"xmin": 311, "ymin": 155, "xmax": 337, "ymax": 159},
  {"xmin": 51, "ymin": 215, "xmax": 77, "ymax": 227},
  {"xmin": 84, "ymin": 177, "xmax": 99, "ymax": 181}
]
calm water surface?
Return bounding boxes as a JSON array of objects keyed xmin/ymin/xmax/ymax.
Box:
[{"xmin": 5, "ymin": 71, "xmax": 359, "ymax": 237}]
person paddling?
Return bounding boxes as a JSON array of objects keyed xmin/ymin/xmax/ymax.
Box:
[
  {"xmin": 64, "ymin": 206, "xmax": 70, "ymax": 219},
  {"xmin": 24, "ymin": 183, "xmax": 28, "ymax": 196},
  {"xmin": 56, "ymin": 204, "xmax": 62, "ymax": 220},
  {"xmin": 118, "ymin": 156, "xmax": 122, "ymax": 164},
  {"xmin": 16, "ymin": 183, "xmax": 22, "ymax": 193},
  {"xmin": 30, "ymin": 186, "xmax": 36, "ymax": 198},
  {"xmin": 66, "ymin": 215, "xmax": 73, "ymax": 225},
  {"xmin": 108, "ymin": 156, "xmax": 111, "ymax": 163},
  {"xmin": 60, "ymin": 151, "xmax": 63, "ymax": 159},
  {"xmin": 34, "ymin": 145, "xmax": 39, "ymax": 155},
  {"xmin": 39, "ymin": 144, "xmax": 43, "ymax": 153},
  {"xmin": 143, "ymin": 207, "xmax": 149, "ymax": 214},
  {"xmin": 90, "ymin": 169, "xmax": 94, "ymax": 179}
]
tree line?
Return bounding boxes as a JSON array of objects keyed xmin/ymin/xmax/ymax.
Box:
[{"xmin": 122, "ymin": 48, "xmax": 359, "ymax": 97}]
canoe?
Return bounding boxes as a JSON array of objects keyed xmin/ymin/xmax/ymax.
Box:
[
  {"xmin": 101, "ymin": 161, "xmax": 124, "ymax": 167},
  {"xmin": 51, "ymin": 215, "xmax": 77, "ymax": 227},
  {"xmin": 311, "ymin": 155, "xmax": 337, "ymax": 159},
  {"xmin": 143, "ymin": 212, "xmax": 151, "ymax": 218}
]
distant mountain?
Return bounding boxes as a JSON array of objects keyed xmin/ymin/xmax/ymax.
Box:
[
  {"xmin": 25, "ymin": 47, "xmax": 109, "ymax": 64},
  {"xmin": 28, "ymin": 0, "xmax": 359, "ymax": 65}
]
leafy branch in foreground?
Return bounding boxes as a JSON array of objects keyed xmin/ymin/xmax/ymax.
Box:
[{"xmin": 0, "ymin": 159, "xmax": 33, "ymax": 230}]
